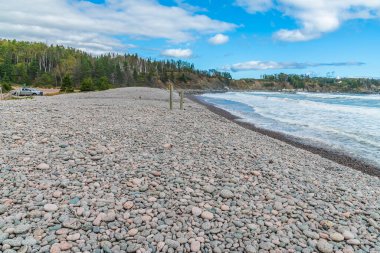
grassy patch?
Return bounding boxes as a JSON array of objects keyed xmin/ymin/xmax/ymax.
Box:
[
  {"xmin": 9, "ymin": 96, "xmax": 34, "ymax": 100},
  {"xmin": 44, "ymin": 92, "xmax": 62, "ymax": 96}
]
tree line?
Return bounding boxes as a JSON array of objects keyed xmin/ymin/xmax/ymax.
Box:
[
  {"xmin": 0, "ymin": 39, "xmax": 232, "ymax": 92},
  {"xmin": 260, "ymin": 73, "xmax": 380, "ymax": 92}
]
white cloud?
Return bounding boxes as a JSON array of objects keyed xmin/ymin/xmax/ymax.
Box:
[
  {"xmin": 236, "ymin": 0, "xmax": 380, "ymax": 41},
  {"xmin": 0, "ymin": 0, "xmax": 236, "ymax": 53},
  {"xmin": 208, "ymin": 34, "xmax": 230, "ymax": 45},
  {"xmin": 161, "ymin": 49, "xmax": 193, "ymax": 58},
  {"xmin": 235, "ymin": 0, "xmax": 273, "ymax": 13},
  {"xmin": 224, "ymin": 60, "xmax": 365, "ymax": 72},
  {"xmin": 174, "ymin": 0, "xmax": 208, "ymax": 13}
]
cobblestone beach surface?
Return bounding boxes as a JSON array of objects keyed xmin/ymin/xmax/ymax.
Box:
[{"xmin": 0, "ymin": 87, "xmax": 379, "ymax": 253}]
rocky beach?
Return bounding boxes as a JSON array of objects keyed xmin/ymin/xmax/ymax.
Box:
[{"xmin": 0, "ymin": 87, "xmax": 379, "ymax": 253}]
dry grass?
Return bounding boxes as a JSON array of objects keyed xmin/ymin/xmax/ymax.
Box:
[{"xmin": 44, "ymin": 91, "xmax": 62, "ymax": 96}]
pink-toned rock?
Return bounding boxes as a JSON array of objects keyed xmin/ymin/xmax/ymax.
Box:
[
  {"xmin": 142, "ymin": 215, "xmax": 152, "ymax": 222},
  {"xmin": 196, "ymin": 237, "xmax": 205, "ymax": 243},
  {"xmin": 163, "ymin": 143, "xmax": 173, "ymax": 148},
  {"xmin": 50, "ymin": 243, "xmax": 61, "ymax": 253},
  {"xmin": 221, "ymin": 204, "xmax": 230, "ymax": 211},
  {"xmin": 37, "ymin": 163, "xmax": 50, "ymax": 170},
  {"xmin": 252, "ymin": 171, "xmax": 261, "ymax": 176},
  {"xmin": 148, "ymin": 197, "xmax": 157, "ymax": 202},
  {"xmin": 320, "ymin": 233, "xmax": 329, "ymax": 239},
  {"xmin": 56, "ymin": 228, "xmax": 70, "ymax": 235},
  {"xmin": 123, "ymin": 201, "xmax": 134, "ymax": 209},
  {"xmin": 34, "ymin": 228, "xmax": 45, "ymax": 240},
  {"xmin": 192, "ymin": 207, "xmax": 202, "ymax": 216},
  {"xmin": 59, "ymin": 241, "xmax": 72, "ymax": 251},
  {"xmin": 201, "ymin": 211, "xmax": 213, "ymax": 220},
  {"xmin": 128, "ymin": 228, "xmax": 138, "ymax": 236},
  {"xmin": 151, "ymin": 171, "xmax": 161, "ymax": 177},
  {"xmin": 53, "ymin": 191, "xmax": 62, "ymax": 198},
  {"xmin": 191, "ymin": 241, "xmax": 201, "ymax": 252},
  {"xmin": 67, "ymin": 233, "xmax": 81, "ymax": 241},
  {"xmin": 76, "ymin": 207, "xmax": 84, "ymax": 216},
  {"xmin": 131, "ymin": 178, "xmax": 142, "ymax": 186},
  {"xmin": 157, "ymin": 242, "xmax": 165, "ymax": 251},
  {"xmin": 93, "ymin": 213, "xmax": 105, "ymax": 226}
]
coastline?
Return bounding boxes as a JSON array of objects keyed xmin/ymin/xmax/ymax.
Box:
[
  {"xmin": 2, "ymin": 87, "xmax": 380, "ymax": 252},
  {"xmin": 188, "ymin": 94, "xmax": 380, "ymax": 178}
]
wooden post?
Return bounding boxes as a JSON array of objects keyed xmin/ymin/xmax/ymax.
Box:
[
  {"xmin": 0, "ymin": 87, "xmax": 2, "ymax": 101},
  {"xmin": 169, "ymin": 84, "xmax": 173, "ymax": 110},
  {"xmin": 180, "ymin": 90, "xmax": 184, "ymax": 110}
]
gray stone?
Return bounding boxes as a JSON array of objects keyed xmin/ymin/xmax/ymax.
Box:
[
  {"xmin": 204, "ymin": 185, "xmax": 215, "ymax": 193},
  {"xmin": 245, "ymin": 245, "xmax": 258, "ymax": 253},
  {"xmin": 127, "ymin": 243, "xmax": 141, "ymax": 252},
  {"xmin": 303, "ymin": 230, "xmax": 319, "ymax": 240},
  {"xmin": 220, "ymin": 189, "xmax": 234, "ymax": 198},
  {"xmin": 202, "ymin": 222, "xmax": 212, "ymax": 230},
  {"xmin": 14, "ymin": 224, "xmax": 31, "ymax": 234},
  {"xmin": 343, "ymin": 231, "xmax": 355, "ymax": 240},
  {"xmin": 3, "ymin": 237, "xmax": 23, "ymax": 247},
  {"xmin": 347, "ymin": 239, "xmax": 360, "ymax": 245},
  {"xmin": 259, "ymin": 242, "xmax": 273, "ymax": 250},
  {"xmin": 330, "ymin": 232, "xmax": 344, "ymax": 242},
  {"xmin": 22, "ymin": 236, "xmax": 38, "ymax": 246},
  {"xmin": 317, "ymin": 240, "xmax": 333, "ymax": 253},
  {"xmin": 165, "ymin": 239, "xmax": 180, "ymax": 249},
  {"xmin": 0, "ymin": 232, "xmax": 9, "ymax": 243},
  {"xmin": 62, "ymin": 218, "xmax": 81, "ymax": 229},
  {"xmin": 0, "ymin": 204, "xmax": 8, "ymax": 214}
]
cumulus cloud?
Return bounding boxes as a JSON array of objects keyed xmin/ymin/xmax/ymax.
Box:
[
  {"xmin": 224, "ymin": 60, "xmax": 365, "ymax": 72},
  {"xmin": 208, "ymin": 34, "xmax": 230, "ymax": 45},
  {"xmin": 0, "ymin": 0, "xmax": 236, "ymax": 53},
  {"xmin": 161, "ymin": 49, "xmax": 193, "ymax": 58},
  {"xmin": 236, "ymin": 0, "xmax": 380, "ymax": 41}
]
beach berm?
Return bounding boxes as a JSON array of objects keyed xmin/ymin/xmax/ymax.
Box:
[{"xmin": 0, "ymin": 87, "xmax": 379, "ymax": 252}]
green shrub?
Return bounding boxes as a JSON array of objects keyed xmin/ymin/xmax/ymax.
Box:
[
  {"xmin": 36, "ymin": 73, "xmax": 54, "ymax": 86},
  {"xmin": 96, "ymin": 76, "xmax": 112, "ymax": 91},
  {"xmin": 1, "ymin": 82, "xmax": 12, "ymax": 92},
  {"xmin": 80, "ymin": 77, "xmax": 95, "ymax": 91}
]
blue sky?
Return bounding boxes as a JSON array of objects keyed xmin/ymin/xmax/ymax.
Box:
[{"xmin": 1, "ymin": 0, "xmax": 380, "ymax": 79}]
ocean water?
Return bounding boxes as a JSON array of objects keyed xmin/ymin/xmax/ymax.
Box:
[{"xmin": 200, "ymin": 92, "xmax": 380, "ymax": 167}]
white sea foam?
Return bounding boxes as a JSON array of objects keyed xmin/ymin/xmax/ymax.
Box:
[
  {"xmin": 201, "ymin": 92, "xmax": 380, "ymax": 166},
  {"xmin": 297, "ymin": 92, "xmax": 380, "ymax": 100}
]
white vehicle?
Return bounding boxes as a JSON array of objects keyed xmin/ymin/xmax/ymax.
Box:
[{"xmin": 12, "ymin": 88, "xmax": 43, "ymax": 96}]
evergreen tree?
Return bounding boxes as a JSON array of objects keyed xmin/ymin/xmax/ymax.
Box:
[
  {"xmin": 0, "ymin": 39, "xmax": 233, "ymax": 91},
  {"xmin": 0, "ymin": 73, "xmax": 12, "ymax": 92},
  {"xmin": 60, "ymin": 75, "xmax": 74, "ymax": 93}
]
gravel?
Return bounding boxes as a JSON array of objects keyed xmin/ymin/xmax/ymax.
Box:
[{"xmin": 0, "ymin": 87, "xmax": 379, "ymax": 252}]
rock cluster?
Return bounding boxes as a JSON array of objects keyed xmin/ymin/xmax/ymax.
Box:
[{"xmin": 0, "ymin": 88, "xmax": 379, "ymax": 252}]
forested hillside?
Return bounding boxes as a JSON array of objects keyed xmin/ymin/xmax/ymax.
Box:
[
  {"xmin": 0, "ymin": 39, "xmax": 232, "ymax": 92},
  {"xmin": 1, "ymin": 39, "xmax": 379, "ymax": 94},
  {"xmin": 234, "ymin": 74, "xmax": 380, "ymax": 93}
]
